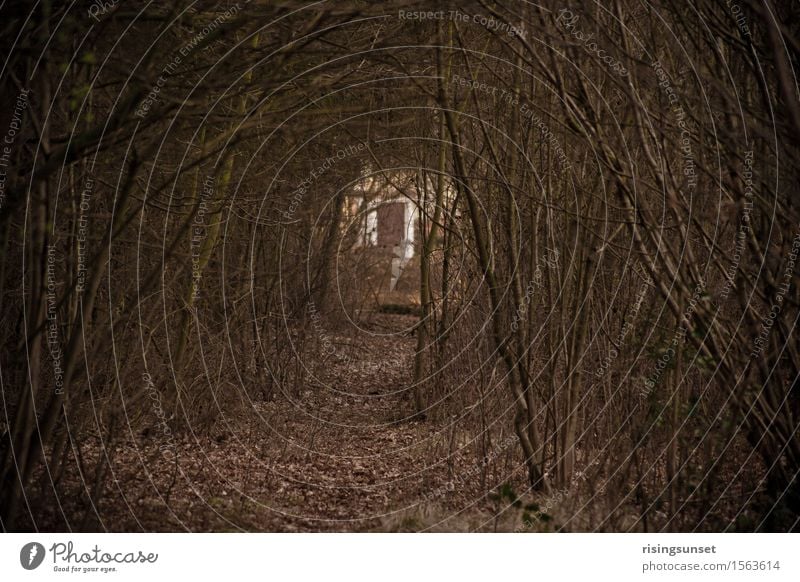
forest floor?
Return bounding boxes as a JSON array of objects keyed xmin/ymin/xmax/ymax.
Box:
[{"xmin": 40, "ymin": 313, "xmax": 533, "ymax": 532}]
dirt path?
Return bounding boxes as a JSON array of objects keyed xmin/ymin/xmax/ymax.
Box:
[
  {"xmin": 43, "ymin": 314, "xmax": 512, "ymax": 532},
  {"xmin": 231, "ymin": 313, "xmax": 442, "ymax": 531}
]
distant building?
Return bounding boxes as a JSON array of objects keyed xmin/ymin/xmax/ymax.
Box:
[
  {"xmin": 346, "ymin": 171, "xmax": 456, "ymax": 291},
  {"xmin": 348, "ymin": 174, "xmax": 418, "ymax": 291}
]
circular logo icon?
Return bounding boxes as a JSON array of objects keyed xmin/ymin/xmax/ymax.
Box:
[{"xmin": 20, "ymin": 542, "xmax": 46, "ymax": 570}]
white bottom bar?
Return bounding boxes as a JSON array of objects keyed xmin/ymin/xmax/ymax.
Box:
[{"xmin": 2, "ymin": 533, "xmax": 796, "ymax": 581}]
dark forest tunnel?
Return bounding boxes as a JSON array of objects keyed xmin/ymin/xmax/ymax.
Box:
[{"xmin": 0, "ymin": 0, "xmax": 798, "ymax": 534}]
